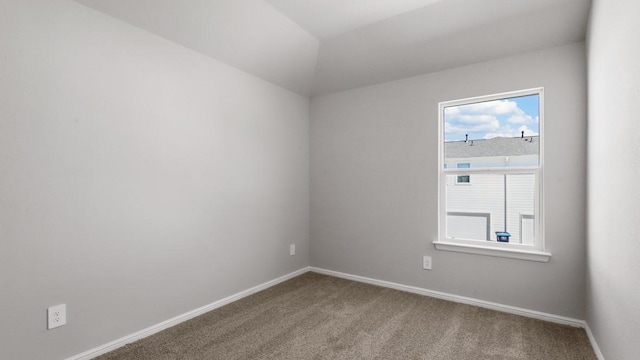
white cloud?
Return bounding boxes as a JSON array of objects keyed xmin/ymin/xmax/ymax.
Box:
[
  {"xmin": 483, "ymin": 125, "xmax": 539, "ymax": 139},
  {"xmin": 458, "ymin": 100, "xmax": 518, "ymax": 115},
  {"xmin": 444, "ymin": 97, "xmax": 539, "ymax": 140},
  {"xmin": 444, "ymin": 107, "xmax": 460, "ymax": 117},
  {"xmin": 445, "ymin": 114, "xmax": 500, "ymax": 137},
  {"xmin": 446, "ymin": 122, "xmax": 499, "ymax": 135},
  {"xmin": 507, "ymin": 110, "xmax": 538, "ymax": 125},
  {"xmin": 458, "ymin": 114, "xmax": 498, "ymax": 125},
  {"xmin": 507, "ymin": 114, "xmax": 531, "ymax": 124},
  {"xmin": 518, "ymin": 125, "xmax": 539, "ymax": 136}
]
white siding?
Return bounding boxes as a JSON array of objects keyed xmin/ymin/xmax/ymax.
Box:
[
  {"xmin": 521, "ymin": 215, "xmax": 535, "ymax": 245},
  {"xmin": 446, "ymin": 173, "xmax": 504, "ymax": 241},
  {"xmin": 445, "ymin": 156, "xmax": 536, "ymax": 244},
  {"xmin": 506, "ymin": 174, "xmax": 535, "ymax": 244},
  {"xmin": 446, "ymin": 212, "xmax": 490, "ymax": 240}
]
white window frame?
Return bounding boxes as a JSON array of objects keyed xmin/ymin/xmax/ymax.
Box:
[{"xmin": 433, "ymin": 88, "xmax": 551, "ymax": 262}]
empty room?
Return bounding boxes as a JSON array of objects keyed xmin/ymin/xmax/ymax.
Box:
[{"xmin": 1, "ymin": 0, "xmax": 638, "ymax": 359}]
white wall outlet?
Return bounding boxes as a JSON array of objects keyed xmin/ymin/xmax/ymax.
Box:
[
  {"xmin": 423, "ymin": 256, "xmax": 432, "ymax": 270},
  {"xmin": 290, "ymin": 244, "xmax": 295, "ymax": 256},
  {"xmin": 47, "ymin": 304, "xmax": 67, "ymax": 329}
]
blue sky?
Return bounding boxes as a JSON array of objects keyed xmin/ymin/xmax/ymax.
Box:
[{"xmin": 444, "ymin": 94, "xmax": 539, "ymax": 142}]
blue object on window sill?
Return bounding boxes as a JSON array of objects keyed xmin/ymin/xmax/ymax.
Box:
[{"xmin": 496, "ymin": 232, "xmax": 511, "ymax": 242}]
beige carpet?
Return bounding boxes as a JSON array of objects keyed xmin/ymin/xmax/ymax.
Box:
[{"xmin": 96, "ymin": 272, "xmax": 596, "ymax": 360}]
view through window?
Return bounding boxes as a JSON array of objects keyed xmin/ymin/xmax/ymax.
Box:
[{"xmin": 438, "ymin": 89, "xmax": 543, "ymax": 252}]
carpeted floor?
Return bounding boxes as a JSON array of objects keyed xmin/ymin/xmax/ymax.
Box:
[{"xmin": 95, "ymin": 272, "xmax": 596, "ymax": 360}]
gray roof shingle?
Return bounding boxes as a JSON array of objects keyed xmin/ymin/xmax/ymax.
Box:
[{"xmin": 445, "ymin": 136, "xmax": 539, "ymax": 158}]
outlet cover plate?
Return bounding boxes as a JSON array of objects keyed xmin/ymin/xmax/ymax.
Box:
[
  {"xmin": 48, "ymin": 304, "xmax": 66, "ymax": 329},
  {"xmin": 423, "ymin": 256, "xmax": 432, "ymax": 270}
]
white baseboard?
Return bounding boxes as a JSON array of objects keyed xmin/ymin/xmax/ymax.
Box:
[
  {"xmin": 67, "ymin": 267, "xmax": 311, "ymax": 360},
  {"xmin": 584, "ymin": 323, "xmax": 606, "ymax": 360},
  {"xmin": 310, "ymin": 267, "xmax": 586, "ymax": 328}
]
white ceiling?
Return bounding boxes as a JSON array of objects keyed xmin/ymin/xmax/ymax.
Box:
[
  {"xmin": 73, "ymin": 0, "xmax": 592, "ymax": 97},
  {"xmin": 313, "ymin": 0, "xmax": 592, "ymax": 95},
  {"xmin": 74, "ymin": 0, "xmax": 319, "ymax": 95},
  {"xmin": 264, "ymin": 0, "xmax": 443, "ymax": 39}
]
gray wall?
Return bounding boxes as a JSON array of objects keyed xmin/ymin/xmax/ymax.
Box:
[
  {"xmin": 586, "ymin": 0, "xmax": 640, "ymax": 358},
  {"xmin": 0, "ymin": 1, "xmax": 309, "ymax": 359},
  {"xmin": 311, "ymin": 43, "xmax": 587, "ymax": 319}
]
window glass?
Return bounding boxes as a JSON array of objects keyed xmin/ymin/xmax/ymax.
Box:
[
  {"xmin": 456, "ymin": 163, "xmax": 471, "ymax": 183},
  {"xmin": 446, "ymin": 173, "xmax": 534, "ymax": 243},
  {"xmin": 443, "ymin": 94, "xmax": 540, "ymax": 169}
]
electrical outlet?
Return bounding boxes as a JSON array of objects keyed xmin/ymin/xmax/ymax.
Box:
[
  {"xmin": 423, "ymin": 256, "xmax": 432, "ymax": 270},
  {"xmin": 290, "ymin": 244, "xmax": 295, "ymax": 256},
  {"xmin": 48, "ymin": 304, "xmax": 66, "ymax": 329}
]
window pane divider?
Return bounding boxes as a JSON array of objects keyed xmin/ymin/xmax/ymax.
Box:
[{"xmin": 443, "ymin": 167, "xmax": 539, "ymax": 174}]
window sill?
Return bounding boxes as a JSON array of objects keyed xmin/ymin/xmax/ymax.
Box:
[{"xmin": 433, "ymin": 240, "xmax": 552, "ymax": 262}]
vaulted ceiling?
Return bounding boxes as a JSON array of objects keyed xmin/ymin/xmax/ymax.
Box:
[
  {"xmin": 264, "ymin": 0, "xmax": 444, "ymax": 39},
  {"xmin": 74, "ymin": 0, "xmax": 591, "ymax": 96}
]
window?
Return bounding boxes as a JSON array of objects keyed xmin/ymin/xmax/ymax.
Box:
[
  {"xmin": 434, "ymin": 88, "xmax": 551, "ymax": 262},
  {"xmin": 456, "ymin": 163, "xmax": 470, "ymax": 184}
]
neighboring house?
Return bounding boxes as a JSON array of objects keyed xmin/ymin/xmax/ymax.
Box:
[{"xmin": 444, "ymin": 136, "xmax": 539, "ymax": 244}]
